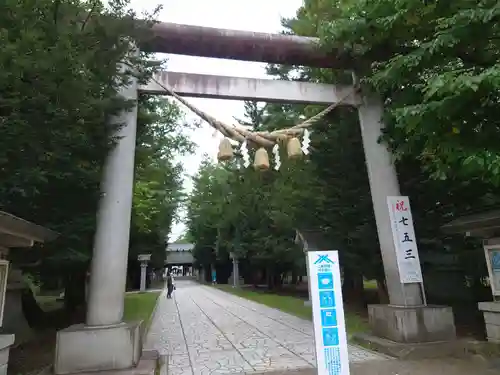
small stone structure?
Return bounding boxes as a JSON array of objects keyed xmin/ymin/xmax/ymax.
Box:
[
  {"xmin": 443, "ymin": 209, "xmax": 500, "ymax": 343},
  {"xmin": 3, "ymin": 268, "xmax": 35, "ymax": 344},
  {"xmin": 228, "ymin": 252, "xmax": 240, "ymax": 288},
  {"xmin": 138, "ymin": 254, "xmax": 151, "ymax": 292},
  {"xmin": 0, "ymin": 210, "xmax": 57, "ymax": 375}
]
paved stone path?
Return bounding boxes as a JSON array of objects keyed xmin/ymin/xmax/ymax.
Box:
[{"xmin": 145, "ymin": 280, "xmax": 389, "ymax": 375}]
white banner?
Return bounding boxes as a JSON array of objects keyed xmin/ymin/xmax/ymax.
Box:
[
  {"xmin": 387, "ymin": 196, "xmax": 423, "ymax": 284},
  {"xmin": 307, "ymin": 251, "xmax": 349, "ymax": 375}
]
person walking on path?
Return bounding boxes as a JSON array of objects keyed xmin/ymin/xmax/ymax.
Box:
[
  {"xmin": 211, "ymin": 269, "xmax": 217, "ymax": 284},
  {"xmin": 166, "ymin": 272, "xmax": 175, "ymax": 299}
]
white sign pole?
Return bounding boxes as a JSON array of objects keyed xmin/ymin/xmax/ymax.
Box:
[
  {"xmin": 308, "ymin": 251, "xmax": 350, "ymax": 375},
  {"xmin": 387, "ymin": 196, "xmax": 423, "ymax": 284}
]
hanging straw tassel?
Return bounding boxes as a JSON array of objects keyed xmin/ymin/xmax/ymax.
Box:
[
  {"xmin": 253, "ymin": 147, "xmax": 270, "ymax": 171},
  {"xmin": 287, "ymin": 137, "xmax": 303, "ymax": 159},
  {"xmin": 217, "ymin": 138, "xmax": 233, "ymax": 161}
]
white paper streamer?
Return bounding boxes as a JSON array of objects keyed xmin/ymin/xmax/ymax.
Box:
[
  {"xmin": 240, "ymin": 140, "xmax": 250, "ymax": 168},
  {"xmin": 301, "ymin": 129, "xmax": 311, "ymax": 155},
  {"xmin": 272, "ymin": 143, "xmax": 281, "ymax": 171}
]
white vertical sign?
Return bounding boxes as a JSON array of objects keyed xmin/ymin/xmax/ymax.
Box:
[
  {"xmin": 387, "ymin": 196, "xmax": 423, "ymax": 284},
  {"xmin": 484, "ymin": 246, "xmax": 500, "ymax": 297},
  {"xmin": 308, "ymin": 251, "xmax": 349, "ymax": 375}
]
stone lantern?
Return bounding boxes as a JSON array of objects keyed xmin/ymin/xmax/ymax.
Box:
[
  {"xmin": 229, "ymin": 252, "xmax": 239, "ymax": 288},
  {"xmin": 137, "ymin": 254, "xmax": 152, "ymax": 292}
]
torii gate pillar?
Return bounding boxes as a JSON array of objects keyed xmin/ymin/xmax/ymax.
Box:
[
  {"xmin": 54, "ymin": 65, "xmax": 142, "ymax": 374},
  {"xmin": 357, "ymin": 95, "xmax": 456, "ymax": 347},
  {"xmin": 357, "ymin": 95, "xmax": 422, "ymax": 307}
]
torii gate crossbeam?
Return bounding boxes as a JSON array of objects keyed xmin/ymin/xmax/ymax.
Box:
[
  {"xmin": 55, "ymin": 22, "xmax": 457, "ymax": 375},
  {"xmin": 141, "ymin": 71, "xmax": 360, "ymax": 105},
  {"xmin": 144, "ymin": 22, "xmax": 352, "ymax": 69}
]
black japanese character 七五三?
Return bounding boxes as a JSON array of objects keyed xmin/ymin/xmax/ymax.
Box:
[
  {"xmin": 402, "ymin": 232, "xmax": 413, "ymax": 243},
  {"xmin": 405, "ymin": 249, "xmax": 416, "ymax": 259}
]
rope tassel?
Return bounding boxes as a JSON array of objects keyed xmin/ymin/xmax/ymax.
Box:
[
  {"xmin": 254, "ymin": 148, "xmax": 270, "ymax": 171},
  {"xmin": 287, "ymin": 137, "xmax": 303, "ymax": 159},
  {"xmin": 217, "ymin": 138, "xmax": 233, "ymax": 161}
]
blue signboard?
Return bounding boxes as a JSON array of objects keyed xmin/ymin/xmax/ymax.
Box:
[{"xmin": 307, "ymin": 251, "xmax": 349, "ymax": 375}]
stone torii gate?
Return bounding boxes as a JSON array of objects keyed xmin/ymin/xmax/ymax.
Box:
[{"xmin": 54, "ymin": 22, "xmax": 456, "ymax": 374}]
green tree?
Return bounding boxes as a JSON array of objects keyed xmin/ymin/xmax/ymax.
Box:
[
  {"xmin": 258, "ymin": 0, "xmax": 495, "ymax": 303},
  {"xmin": 187, "ymin": 101, "xmax": 323, "ymax": 288},
  {"xmin": 316, "ymin": 0, "xmax": 500, "ymax": 184},
  {"xmin": 129, "ymin": 96, "xmax": 194, "ymax": 284},
  {"xmin": 0, "ymin": 0, "xmax": 193, "ymax": 313}
]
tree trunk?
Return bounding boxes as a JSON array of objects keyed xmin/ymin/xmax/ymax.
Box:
[
  {"xmin": 376, "ymin": 276, "xmax": 389, "ymax": 304},
  {"xmin": 260, "ymin": 268, "xmax": 266, "ymax": 285},
  {"xmin": 204, "ymin": 264, "xmax": 211, "ymax": 283},
  {"xmin": 342, "ymin": 268, "xmax": 365, "ymax": 305},
  {"xmin": 275, "ymin": 273, "xmax": 282, "ymax": 288},
  {"xmin": 63, "ymin": 264, "xmax": 88, "ymax": 322},
  {"xmin": 267, "ymin": 266, "xmax": 274, "ymax": 290},
  {"xmin": 126, "ymin": 259, "xmax": 140, "ymax": 291},
  {"xmin": 251, "ymin": 269, "xmax": 259, "ymax": 287},
  {"xmin": 21, "ymin": 287, "xmax": 46, "ymax": 329},
  {"xmin": 280, "ymin": 272, "xmax": 285, "ymax": 285}
]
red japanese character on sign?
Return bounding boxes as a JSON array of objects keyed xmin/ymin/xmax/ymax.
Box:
[{"xmin": 395, "ymin": 200, "xmax": 408, "ymax": 212}]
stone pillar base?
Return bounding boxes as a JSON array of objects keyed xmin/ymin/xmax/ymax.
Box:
[
  {"xmin": 3, "ymin": 269, "xmax": 34, "ymax": 344},
  {"xmin": 0, "ymin": 334, "xmax": 14, "ymax": 375},
  {"xmin": 368, "ymin": 304, "xmax": 456, "ymax": 343},
  {"xmin": 478, "ymin": 301, "xmax": 500, "ymax": 343},
  {"xmin": 54, "ymin": 321, "xmax": 142, "ymax": 374},
  {"xmin": 352, "ymin": 333, "xmax": 465, "ymax": 359}
]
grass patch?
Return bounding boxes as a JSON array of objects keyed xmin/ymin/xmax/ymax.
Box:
[
  {"xmin": 215, "ymin": 285, "xmax": 369, "ymax": 338},
  {"xmin": 124, "ymin": 291, "xmax": 160, "ymax": 328},
  {"xmin": 217, "ymin": 285, "xmax": 312, "ymax": 319},
  {"xmin": 36, "ymin": 295, "xmax": 64, "ymax": 312},
  {"xmin": 363, "ymin": 279, "xmax": 378, "ymax": 290}
]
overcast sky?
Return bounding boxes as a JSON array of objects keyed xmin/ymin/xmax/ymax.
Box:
[{"xmin": 129, "ymin": 0, "xmax": 304, "ymax": 240}]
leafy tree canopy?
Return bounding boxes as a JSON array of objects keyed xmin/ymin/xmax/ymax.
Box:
[
  {"xmin": 310, "ymin": 0, "xmax": 500, "ymax": 184},
  {"xmin": 0, "ymin": 0, "xmax": 193, "ymax": 293}
]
